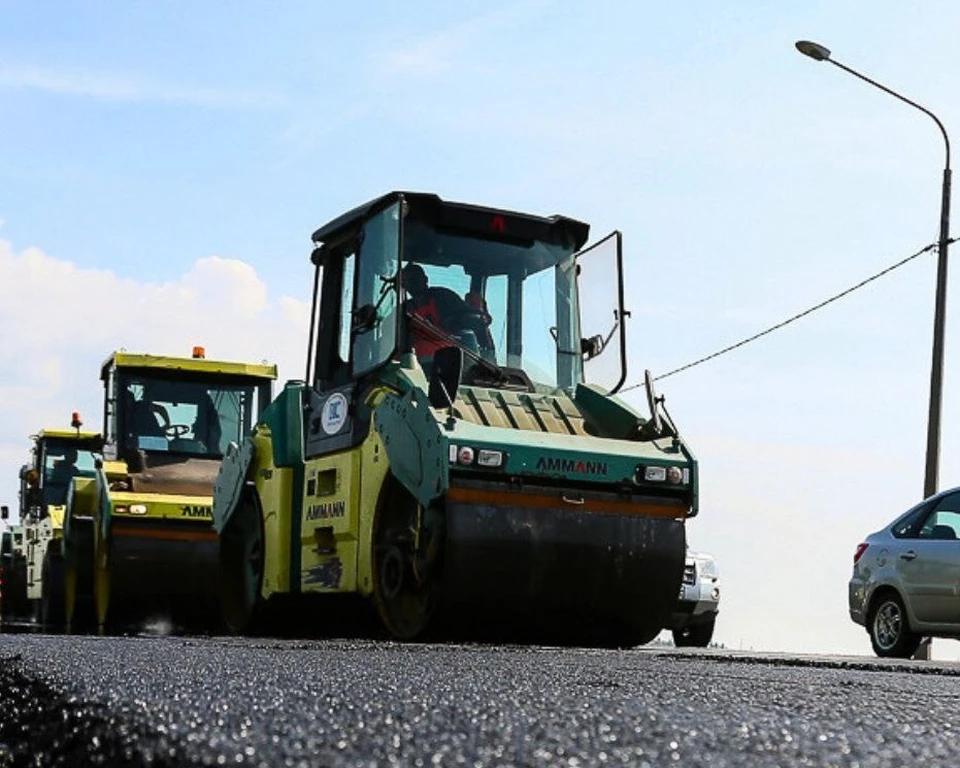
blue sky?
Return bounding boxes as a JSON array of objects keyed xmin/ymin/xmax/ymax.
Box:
[{"xmin": 4, "ymin": 1, "xmax": 960, "ymax": 656}]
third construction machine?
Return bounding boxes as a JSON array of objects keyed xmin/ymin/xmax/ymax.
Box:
[
  {"xmin": 63, "ymin": 348, "xmax": 276, "ymax": 631},
  {"xmin": 214, "ymin": 191, "xmax": 698, "ymax": 646},
  {"xmin": 18, "ymin": 419, "xmax": 102, "ymax": 628}
]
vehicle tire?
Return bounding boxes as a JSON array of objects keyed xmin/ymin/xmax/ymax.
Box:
[
  {"xmin": 40, "ymin": 551, "xmax": 66, "ymax": 634},
  {"xmin": 673, "ymin": 616, "xmax": 715, "ymax": 648},
  {"xmin": 372, "ymin": 477, "xmax": 442, "ymax": 640},
  {"xmin": 219, "ymin": 496, "xmax": 265, "ymax": 635},
  {"xmin": 869, "ymin": 592, "xmax": 921, "ymax": 658}
]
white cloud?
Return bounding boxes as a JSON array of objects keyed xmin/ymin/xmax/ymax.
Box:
[
  {"xmin": 0, "ymin": 237, "xmax": 308, "ymax": 510},
  {"xmin": 371, "ymin": 1, "xmax": 550, "ymax": 80},
  {"xmin": 0, "ymin": 63, "xmax": 285, "ymax": 108}
]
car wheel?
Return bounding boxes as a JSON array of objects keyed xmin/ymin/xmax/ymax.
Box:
[{"xmin": 869, "ymin": 592, "xmax": 921, "ymax": 658}]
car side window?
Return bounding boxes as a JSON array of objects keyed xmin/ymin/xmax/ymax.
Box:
[
  {"xmin": 918, "ymin": 492, "xmax": 960, "ymax": 540},
  {"xmin": 892, "ymin": 500, "xmax": 935, "ymax": 539}
]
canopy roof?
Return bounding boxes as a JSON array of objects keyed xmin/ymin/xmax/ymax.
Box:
[
  {"xmin": 101, "ymin": 352, "xmax": 277, "ymax": 382},
  {"xmin": 311, "ymin": 191, "xmax": 590, "ymax": 264}
]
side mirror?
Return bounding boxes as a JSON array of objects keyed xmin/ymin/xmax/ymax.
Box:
[
  {"xmin": 580, "ymin": 335, "xmax": 605, "ymax": 361},
  {"xmin": 644, "ymin": 369, "xmax": 663, "ymax": 435},
  {"xmin": 352, "ymin": 304, "xmax": 378, "ymax": 335},
  {"xmin": 428, "ymin": 346, "xmax": 463, "ymax": 409},
  {"xmin": 1, "ymin": 505, "xmax": 8, "ymax": 521}
]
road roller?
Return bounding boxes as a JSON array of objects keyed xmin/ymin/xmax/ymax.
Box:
[
  {"xmin": 15, "ymin": 416, "xmax": 103, "ymax": 631},
  {"xmin": 213, "ymin": 192, "xmax": 698, "ymax": 647},
  {"xmin": 63, "ymin": 348, "xmax": 276, "ymax": 632}
]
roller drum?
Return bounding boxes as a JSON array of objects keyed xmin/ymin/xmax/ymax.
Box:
[{"xmin": 438, "ymin": 480, "xmax": 687, "ymax": 646}]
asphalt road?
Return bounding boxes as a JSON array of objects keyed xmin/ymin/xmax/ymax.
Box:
[{"xmin": 1, "ymin": 633, "xmax": 959, "ymax": 767}]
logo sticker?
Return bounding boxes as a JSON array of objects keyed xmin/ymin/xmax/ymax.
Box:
[
  {"xmin": 306, "ymin": 500, "xmax": 346, "ymax": 521},
  {"xmin": 535, "ymin": 457, "xmax": 608, "ymax": 476},
  {"xmin": 321, "ymin": 393, "xmax": 348, "ymax": 435},
  {"xmin": 181, "ymin": 505, "xmax": 213, "ymax": 518}
]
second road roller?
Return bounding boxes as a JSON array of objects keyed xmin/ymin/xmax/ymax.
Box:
[{"xmin": 62, "ymin": 348, "xmax": 276, "ymax": 632}]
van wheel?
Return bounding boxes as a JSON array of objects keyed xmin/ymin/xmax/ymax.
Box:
[
  {"xmin": 869, "ymin": 592, "xmax": 920, "ymax": 658},
  {"xmin": 673, "ymin": 616, "xmax": 715, "ymax": 648}
]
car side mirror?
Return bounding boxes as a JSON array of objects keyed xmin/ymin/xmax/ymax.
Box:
[{"xmin": 428, "ymin": 346, "xmax": 463, "ymax": 409}]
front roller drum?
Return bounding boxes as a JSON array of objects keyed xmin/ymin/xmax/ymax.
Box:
[
  {"xmin": 95, "ymin": 519, "xmax": 220, "ymax": 633},
  {"xmin": 439, "ymin": 482, "xmax": 688, "ymax": 647}
]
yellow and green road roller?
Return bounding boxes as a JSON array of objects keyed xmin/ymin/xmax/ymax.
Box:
[
  {"xmin": 64, "ymin": 348, "xmax": 276, "ymax": 631},
  {"xmin": 214, "ymin": 192, "xmax": 699, "ymax": 646},
  {"xmin": 17, "ymin": 416, "xmax": 103, "ymax": 630}
]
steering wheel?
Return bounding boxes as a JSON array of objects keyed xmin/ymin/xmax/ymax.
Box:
[
  {"xmin": 164, "ymin": 424, "xmax": 191, "ymax": 439},
  {"xmin": 443, "ymin": 308, "xmax": 494, "ymax": 350}
]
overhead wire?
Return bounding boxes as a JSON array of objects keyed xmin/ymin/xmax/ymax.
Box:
[{"xmin": 619, "ymin": 238, "xmax": 957, "ymax": 393}]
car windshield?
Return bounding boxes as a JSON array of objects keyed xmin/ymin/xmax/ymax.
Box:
[
  {"xmin": 117, "ymin": 373, "xmax": 267, "ymax": 457},
  {"xmin": 399, "ymin": 217, "xmax": 582, "ymax": 391}
]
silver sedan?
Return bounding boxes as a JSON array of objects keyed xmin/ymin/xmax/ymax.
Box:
[{"xmin": 849, "ymin": 487, "xmax": 960, "ymax": 657}]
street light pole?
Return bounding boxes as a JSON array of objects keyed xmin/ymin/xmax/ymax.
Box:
[{"xmin": 796, "ymin": 40, "xmax": 952, "ymax": 500}]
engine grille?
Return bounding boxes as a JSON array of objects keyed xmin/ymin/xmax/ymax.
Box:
[{"xmin": 682, "ymin": 562, "xmax": 696, "ymax": 585}]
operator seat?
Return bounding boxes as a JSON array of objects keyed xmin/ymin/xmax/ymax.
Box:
[
  {"xmin": 191, "ymin": 393, "xmax": 223, "ymax": 455},
  {"xmin": 125, "ymin": 390, "xmax": 166, "ymax": 440}
]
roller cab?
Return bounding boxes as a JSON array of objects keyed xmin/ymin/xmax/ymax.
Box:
[
  {"xmin": 214, "ymin": 192, "xmax": 698, "ymax": 646},
  {"xmin": 15, "ymin": 421, "xmax": 102, "ymax": 631}
]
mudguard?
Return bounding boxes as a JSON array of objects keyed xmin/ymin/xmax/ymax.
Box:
[
  {"xmin": 212, "ymin": 438, "xmax": 256, "ymax": 534},
  {"xmin": 373, "ymin": 388, "xmax": 449, "ymax": 507}
]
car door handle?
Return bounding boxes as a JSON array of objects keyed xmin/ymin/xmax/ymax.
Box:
[{"xmin": 900, "ymin": 550, "xmax": 917, "ymax": 561}]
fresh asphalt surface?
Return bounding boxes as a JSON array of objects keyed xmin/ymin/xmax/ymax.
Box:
[{"xmin": 1, "ymin": 630, "xmax": 959, "ymax": 767}]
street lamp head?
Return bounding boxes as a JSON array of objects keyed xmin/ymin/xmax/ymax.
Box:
[{"xmin": 795, "ymin": 40, "xmax": 832, "ymax": 62}]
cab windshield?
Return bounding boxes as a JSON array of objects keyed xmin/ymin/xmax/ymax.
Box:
[
  {"xmin": 116, "ymin": 373, "xmax": 269, "ymax": 457},
  {"xmin": 399, "ymin": 219, "xmax": 582, "ymax": 391},
  {"xmin": 41, "ymin": 439, "xmax": 99, "ymax": 505}
]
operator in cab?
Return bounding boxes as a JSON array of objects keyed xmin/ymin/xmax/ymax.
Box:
[{"xmin": 401, "ymin": 262, "xmax": 495, "ymax": 360}]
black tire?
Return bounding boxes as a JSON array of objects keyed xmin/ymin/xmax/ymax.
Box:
[
  {"xmin": 372, "ymin": 478, "xmax": 442, "ymax": 640},
  {"xmin": 869, "ymin": 591, "xmax": 920, "ymax": 658},
  {"xmin": 219, "ymin": 497, "xmax": 265, "ymax": 635},
  {"xmin": 40, "ymin": 552, "xmax": 66, "ymax": 634},
  {"xmin": 673, "ymin": 616, "xmax": 715, "ymax": 648}
]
